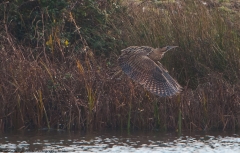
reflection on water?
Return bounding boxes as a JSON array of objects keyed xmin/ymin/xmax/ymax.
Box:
[{"xmin": 0, "ymin": 130, "xmax": 240, "ymax": 152}]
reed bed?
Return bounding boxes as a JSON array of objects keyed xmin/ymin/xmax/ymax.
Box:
[{"xmin": 0, "ymin": 0, "xmax": 240, "ymax": 132}]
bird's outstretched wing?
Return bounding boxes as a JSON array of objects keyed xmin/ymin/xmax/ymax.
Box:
[{"xmin": 118, "ymin": 48, "xmax": 182, "ymax": 97}]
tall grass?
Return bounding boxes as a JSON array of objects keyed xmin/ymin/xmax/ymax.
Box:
[
  {"xmin": 109, "ymin": 0, "xmax": 240, "ymax": 87},
  {"xmin": 0, "ymin": 0, "xmax": 240, "ymax": 132}
]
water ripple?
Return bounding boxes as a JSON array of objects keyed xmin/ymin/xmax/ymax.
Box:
[{"xmin": 0, "ymin": 131, "xmax": 240, "ymax": 152}]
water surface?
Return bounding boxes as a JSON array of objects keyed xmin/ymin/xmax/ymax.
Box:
[{"xmin": 0, "ymin": 130, "xmax": 240, "ymax": 152}]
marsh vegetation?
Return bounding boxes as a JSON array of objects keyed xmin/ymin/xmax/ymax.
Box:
[{"xmin": 0, "ymin": 0, "xmax": 240, "ymax": 131}]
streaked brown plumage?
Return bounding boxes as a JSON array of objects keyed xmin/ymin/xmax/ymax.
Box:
[{"xmin": 118, "ymin": 46, "xmax": 182, "ymax": 97}]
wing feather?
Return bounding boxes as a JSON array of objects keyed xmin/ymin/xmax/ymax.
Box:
[{"xmin": 119, "ymin": 47, "xmax": 182, "ymax": 97}]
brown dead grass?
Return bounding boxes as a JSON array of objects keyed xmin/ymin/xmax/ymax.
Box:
[{"xmin": 0, "ymin": 0, "xmax": 240, "ymax": 132}]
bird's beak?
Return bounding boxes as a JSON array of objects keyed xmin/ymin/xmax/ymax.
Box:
[{"xmin": 167, "ymin": 46, "xmax": 178, "ymax": 51}]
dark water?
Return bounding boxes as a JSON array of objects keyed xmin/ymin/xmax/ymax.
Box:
[{"xmin": 0, "ymin": 129, "xmax": 240, "ymax": 152}]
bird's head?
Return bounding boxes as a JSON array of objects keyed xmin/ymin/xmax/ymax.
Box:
[
  {"xmin": 157, "ymin": 46, "xmax": 178, "ymax": 57},
  {"xmin": 162, "ymin": 46, "xmax": 178, "ymax": 53}
]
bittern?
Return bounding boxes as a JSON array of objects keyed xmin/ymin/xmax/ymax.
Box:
[{"xmin": 118, "ymin": 46, "xmax": 182, "ymax": 97}]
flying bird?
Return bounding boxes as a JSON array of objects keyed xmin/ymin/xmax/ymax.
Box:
[{"xmin": 118, "ymin": 46, "xmax": 182, "ymax": 97}]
